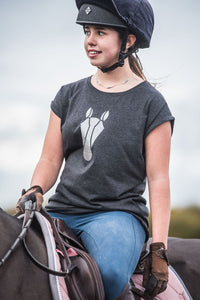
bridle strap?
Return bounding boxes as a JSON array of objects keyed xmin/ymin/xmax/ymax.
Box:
[
  {"xmin": 0, "ymin": 201, "xmax": 36, "ymax": 268},
  {"xmin": 23, "ymin": 238, "xmax": 73, "ymax": 277},
  {"xmin": 0, "ymin": 201, "xmax": 73, "ymax": 277},
  {"xmin": 130, "ymin": 280, "xmax": 157, "ymax": 300},
  {"xmin": 22, "ymin": 207, "xmax": 73, "ymax": 276}
]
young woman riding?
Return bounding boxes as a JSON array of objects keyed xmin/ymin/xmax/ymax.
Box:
[{"xmin": 16, "ymin": 1, "xmax": 174, "ymax": 299}]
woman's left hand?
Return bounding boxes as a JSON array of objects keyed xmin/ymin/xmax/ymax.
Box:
[{"xmin": 142, "ymin": 242, "xmax": 169, "ymax": 299}]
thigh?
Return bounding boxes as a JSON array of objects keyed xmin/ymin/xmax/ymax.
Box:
[
  {"xmin": 80, "ymin": 211, "xmax": 146, "ymax": 299},
  {"xmin": 80, "ymin": 211, "xmax": 145, "ymax": 278},
  {"xmin": 50, "ymin": 211, "xmax": 145, "ymax": 274},
  {"xmin": 49, "ymin": 211, "xmax": 146, "ymax": 299}
]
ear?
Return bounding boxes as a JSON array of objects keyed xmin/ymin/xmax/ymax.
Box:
[{"xmin": 126, "ymin": 34, "xmax": 136, "ymax": 50}]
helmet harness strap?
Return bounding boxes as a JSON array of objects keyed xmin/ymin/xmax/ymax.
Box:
[{"xmin": 99, "ymin": 29, "xmax": 137, "ymax": 73}]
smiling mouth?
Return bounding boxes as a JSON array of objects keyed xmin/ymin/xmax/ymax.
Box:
[{"xmin": 88, "ymin": 50, "xmax": 102, "ymax": 56}]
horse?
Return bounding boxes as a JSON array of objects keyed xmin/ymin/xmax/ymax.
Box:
[
  {"xmin": 147, "ymin": 237, "xmax": 200, "ymax": 300},
  {"xmin": 0, "ymin": 208, "xmax": 199, "ymax": 300},
  {"xmin": 167, "ymin": 237, "xmax": 200, "ymax": 298},
  {"xmin": 0, "ymin": 208, "xmax": 52, "ymax": 300}
]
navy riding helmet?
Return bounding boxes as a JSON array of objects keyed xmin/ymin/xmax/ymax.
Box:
[{"xmin": 75, "ymin": 0, "xmax": 154, "ymax": 72}]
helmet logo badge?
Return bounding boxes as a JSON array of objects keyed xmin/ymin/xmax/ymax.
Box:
[{"xmin": 85, "ymin": 6, "xmax": 92, "ymax": 15}]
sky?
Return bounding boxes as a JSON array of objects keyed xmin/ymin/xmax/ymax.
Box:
[{"xmin": 0, "ymin": 0, "xmax": 200, "ymax": 210}]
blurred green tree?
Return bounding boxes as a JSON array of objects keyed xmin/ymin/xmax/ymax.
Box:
[{"xmin": 149, "ymin": 206, "xmax": 200, "ymax": 238}]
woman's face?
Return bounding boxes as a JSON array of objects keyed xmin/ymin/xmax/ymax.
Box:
[{"xmin": 84, "ymin": 25, "xmax": 122, "ymax": 69}]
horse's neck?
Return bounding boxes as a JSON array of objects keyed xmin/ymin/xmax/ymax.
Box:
[
  {"xmin": 0, "ymin": 209, "xmax": 52, "ymax": 300},
  {"xmin": 0, "ymin": 210, "xmax": 21, "ymax": 246}
]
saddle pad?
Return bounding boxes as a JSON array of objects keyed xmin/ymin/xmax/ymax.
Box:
[
  {"xmin": 35, "ymin": 212, "xmax": 70, "ymax": 300},
  {"xmin": 131, "ymin": 265, "xmax": 193, "ymax": 300}
]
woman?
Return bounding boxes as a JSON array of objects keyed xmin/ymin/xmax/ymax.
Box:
[{"xmin": 16, "ymin": 1, "xmax": 174, "ymax": 299}]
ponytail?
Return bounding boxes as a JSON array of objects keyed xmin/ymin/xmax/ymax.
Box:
[
  {"xmin": 117, "ymin": 28, "xmax": 146, "ymax": 80},
  {"xmin": 128, "ymin": 52, "xmax": 146, "ymax": 80}
]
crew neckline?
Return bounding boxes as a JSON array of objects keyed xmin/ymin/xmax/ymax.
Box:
[{"xmin": 87, "ymin": 76, "xmax": 148, "ymax": 96}]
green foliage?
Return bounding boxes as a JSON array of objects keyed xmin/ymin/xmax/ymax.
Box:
[
  {"xmin": 149, "ymin": 206, "xmax": 200, "ymax": 238},
  {"xmin": 169, "ymin": 206, "xmax": 200, "ymax": 238}
]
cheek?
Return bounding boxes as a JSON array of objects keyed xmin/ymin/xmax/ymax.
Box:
[{"xmin": 106, "ymin": 38, "xmax": 121, "ymax": 57}]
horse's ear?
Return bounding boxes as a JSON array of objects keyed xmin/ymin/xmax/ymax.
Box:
[
  {"xmin": 86, "ymin": 107, "xmax": 93, "ymax": 118},
  {"xmin": 100, "ymin": 111, "xmax": 109, "ymax": 121}
]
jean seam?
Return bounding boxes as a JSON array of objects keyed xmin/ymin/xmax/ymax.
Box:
[
  {"xmin": 127, "ymin": 215, "xmax": 145, "ymax": 279},
  {"xmin": 80, "ymin": 230, "xmax": 99, "ymax": 256},
  {"xmin": 127, "ymin": 215, "xmax": 137, "ymax": 280}
]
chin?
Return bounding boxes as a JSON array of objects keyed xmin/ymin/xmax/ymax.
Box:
[
  {"xmin": 90, "ymin": 61, "xmax": 111, "ymax": 69},
  {"xmin": 89, "ymin": 58, "xmax": 101, "ymax": 66},
  {"xmin": 90, "ymin": 61, "xmax": 99, "ymax": 67}
]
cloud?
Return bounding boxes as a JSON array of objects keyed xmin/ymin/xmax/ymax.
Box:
[{"xmin": 1, "ymin": 0, "xmax": 200, "ymax": 210}]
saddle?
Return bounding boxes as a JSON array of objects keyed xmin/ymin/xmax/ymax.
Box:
[
  {"xmin": 23, "ymin": 210, "xmax": 193, "ymax": 300},
  {"xmin": 51, "ymin": 218, "xmax": 193, "ymax": 300},
  {"xmin": 53, "ymin": 217, "xmax": 105, "ymax": 300},
  {"xmin": 53, "ymin": 217, "xmax": 145, "ymax": 300}
]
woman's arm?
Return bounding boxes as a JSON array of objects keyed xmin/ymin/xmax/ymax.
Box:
[
  {"xmin": 30, "ymin": 110, "xmax": 64, "ymax": 194},
  {"xmin": 145, "ymin": 121, "xmax": 172, "ymax": 248}
]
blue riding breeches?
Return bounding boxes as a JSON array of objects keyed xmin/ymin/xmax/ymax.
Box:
[{"xmin": 49, "ymin": 211, "xmax": 146, "ymax": 300}]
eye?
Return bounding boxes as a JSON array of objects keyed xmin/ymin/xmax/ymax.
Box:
[
  {"xmin": 98, "ymin": 31, "xmax": 105, "ymax": 36},
  {"xmin": 83, "ymin": 26, "xmax": 90, "ymax": 36},
  {"xmin": 84, "ymin": 29, "xmax": 90, "ymax": 36}
]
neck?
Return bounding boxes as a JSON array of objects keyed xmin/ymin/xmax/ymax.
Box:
[
  {"xmin": 91, "ymin": 60, "xmax": 144, "ymax": 92},
  {"xmin": 96, "ymin": 60, "xmax": 133, "ymax": 81}
]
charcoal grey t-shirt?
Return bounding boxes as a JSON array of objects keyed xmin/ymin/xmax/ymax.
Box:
[{"xmin": 46, "ymin": 77, "xmax": 174, "ymax": 239}]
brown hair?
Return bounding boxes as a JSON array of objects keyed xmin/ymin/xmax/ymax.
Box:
[
  {"xmin": 128, "ymin": 52, "xmax": 146, "ymax": 80},
  {"xmin": 116, "ymin": 27, "xmax": 146, "ymax": 80}
]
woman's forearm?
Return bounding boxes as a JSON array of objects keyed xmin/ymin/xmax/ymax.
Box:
[
  {"xmin": 148, "ymin": 176, "xmax": 171, "ymax": 248},
  {"xmin": 30, "ymin": 110, "xmax": 64, "ymax": 194},
  {"xmin": 145, "ymin": 121, "xmax": 172, "ymax": 248},
  {"xmin": 30, "ymin": 157, "xmax": 63, "ymax": 194}
]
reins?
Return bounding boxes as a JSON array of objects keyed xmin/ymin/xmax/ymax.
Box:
[
  {"xmin": 0, "ymin": 200, "xmax": 36, "ymax": 268},
  {"xmin": 23, "ymin": 207, "xmax": 73, "ymax": 276},
  {"xmin": 0, "ymin": 201, "xmax": 72, "ymax": 277}
]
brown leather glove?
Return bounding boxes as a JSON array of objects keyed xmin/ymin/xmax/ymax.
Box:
[
  {"xmin": 16, "ymin": 185, "xmax": 44, "ymax": 214},
  {"xmin": 142, "ymin": 242, "xmax": 169, "ymax": 299}
]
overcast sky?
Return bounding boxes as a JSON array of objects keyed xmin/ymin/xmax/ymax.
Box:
[{"xmin": 1, "ymin": 0, "xmax": 200, "ymax": 210}]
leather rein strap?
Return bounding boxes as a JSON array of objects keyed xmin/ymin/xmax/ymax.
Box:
[
  {"xmin": 130, "ymin": 280, "xmax": 157, "ymax": 300},
  {"xmin": 0, "ymin": 200, "xmax": 72, "ymax": 277},
  {"xmin": 0, "ymin": 201, "xmax": 36, "ymax": 268},
  {"xmin": 23, "ymin": 205, "xmax": 72, "ymax": 277}
]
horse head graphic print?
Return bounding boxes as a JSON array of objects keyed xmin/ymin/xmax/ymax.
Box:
[{"xmin": 80, "ymin": 107, "xmax": 109, "ymax": 161}]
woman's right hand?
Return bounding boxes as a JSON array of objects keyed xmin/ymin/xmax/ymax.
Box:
[{"xmin": 16, "ymin": 185, "xmax": 44, "ymax": 214}]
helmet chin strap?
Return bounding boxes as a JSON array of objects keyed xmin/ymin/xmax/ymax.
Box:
[
  {"xmin": 99, "ymin": 48, "xmax": 134, "ymax": 73},
  {"xmin": 99, "ymin": 29, "xmax": 136, "ymax": 73}
]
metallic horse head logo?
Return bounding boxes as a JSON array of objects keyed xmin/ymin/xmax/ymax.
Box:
[{"xmin": 81, "ymin": 107, "xmax": 109, "ymax": 161}]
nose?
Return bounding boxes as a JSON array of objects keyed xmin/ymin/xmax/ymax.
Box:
[{"xmin": 86, "ymin": 32, "xmax": 97, "ymax": 46}]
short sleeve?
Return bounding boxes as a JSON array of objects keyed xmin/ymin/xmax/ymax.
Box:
[
  {"xmin": 144, "ymin": 93, "xmax": 175, "ymax": 138},
  {"xmin": 50, "ymin": 86, "xmax": 69, "ymax": 126},
  {"xmin": 51, "ymin": 87, "xmax": 63, "ymax": 118}
]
